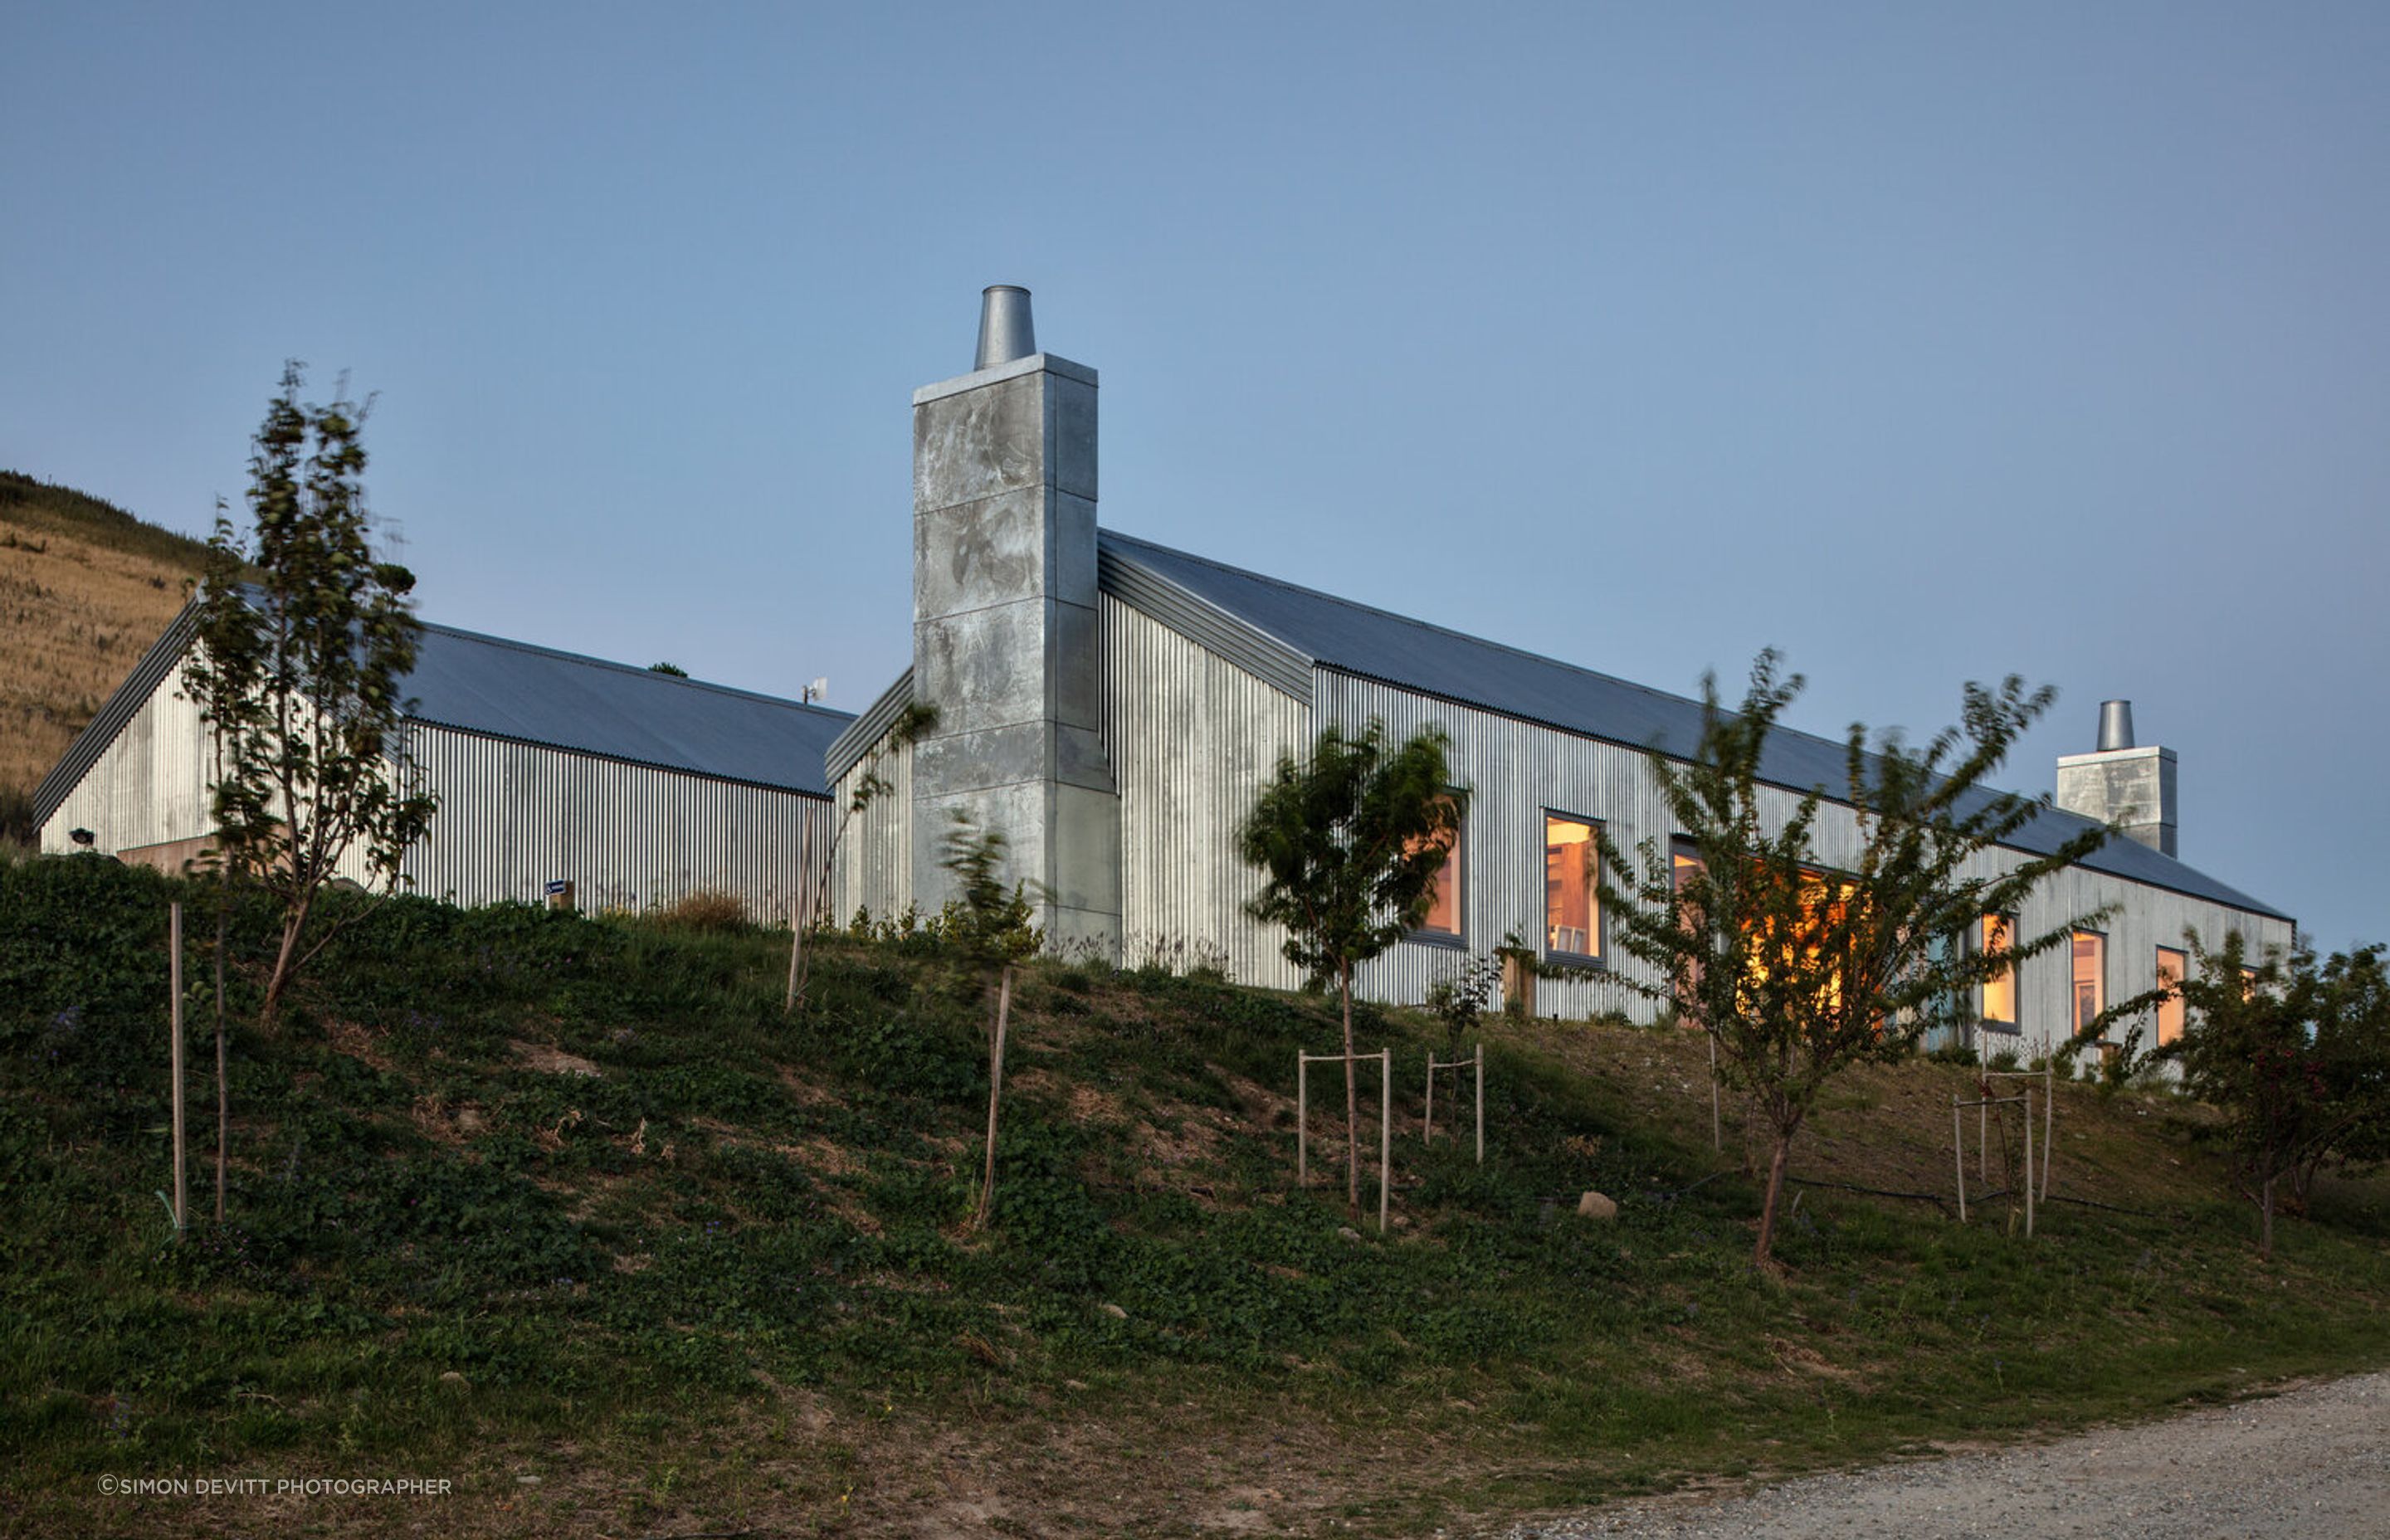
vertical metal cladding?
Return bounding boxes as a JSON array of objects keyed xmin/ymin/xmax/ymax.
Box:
[
  {"xmin": 1314, "ymin": 670, "xmax": 1680, "ymax": 1017},
  {"xmin": 828, "ymin": 729, "xmax": 915, "ymax": 924},
  {"xmin": 398, "ymin": 725, "xmax": 832, "ymax": 920},
  {"xmin": 1104, "ymin": 595, "xmax": 1311, "ymax": 989},
  {"xmin": 38, "ymin": 655, "xmax": 215, "ymax": 854},
  {"xmin": 1312, "ymin": 670, "xmax": 2293, "ymax": 1033}
]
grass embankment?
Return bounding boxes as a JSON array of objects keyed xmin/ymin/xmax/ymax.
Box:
[
  {"xmin": 0, "ymin": 471, "xmax": 209, "ymax": 828},
  {"xmin": 4, "ymin": 854, "xmax": 2388, "ymax": 1538}
]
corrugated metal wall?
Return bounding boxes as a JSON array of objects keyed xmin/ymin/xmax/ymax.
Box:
[
  {"xmin": 401, "ymin": 725, "xmax": 831, "ymax": 918},
  {"xmin": 1313, "ymin": 670, "xmax": 2294, "ymax": 1043},
  {"xmin": 39, "ymin": 665, "xmax": 830, "ymax": 924},
  {"xmin": 1105, "ymin": 595, "xmax": 1313, "ymax": 989},
  {"xmin": 828, "ymin": 729, "xmax": 914, "ymax": 924},
  {"xmin": 38, "ymin": 657, "xmax": 215, "ymax": 855},
  {"xmin": 1316, "ymin": 670, "xmax": 1680, "ymax": 1015}
]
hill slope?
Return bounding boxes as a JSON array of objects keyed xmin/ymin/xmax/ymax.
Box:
[
  {"xmin": 0, "ymin": 472, "xmax": 209, "ymax": 826},
  {"xmin": 4, "ymin": 856, "xmax": 2388, "ymax": 1538}
]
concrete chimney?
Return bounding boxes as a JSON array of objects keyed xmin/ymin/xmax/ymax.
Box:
[
  {"xmin": 2056, "ymin": 699, "xmax": 2177, "ymax": 857},
  {"xmin": 908, "ymin": 288, "xmax": 1120, "ymax": 953}
]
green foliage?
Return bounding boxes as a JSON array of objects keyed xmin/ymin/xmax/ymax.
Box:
[
  {"xmin": 1239, "ymin": 718, "xmax": 1462, "ymax": 1215},
  {"xmin": 1596, "ymin": 651, "xmax": 2111, "ymax": 1266},
  {"xmin": 5, "ymin": 855, "xmax": 2390, "ymax": 1535},
  {"xmin": 646, "ymin": 661, "xmax": 688, "ymax": 677},
  {"xmin": 1424, "ymin": 950, "xmax": 1500, "ymax": 1052},
  {"xmin": 2164, "ymin": 934, "xmax": 2390, "ymax": 1255},
  {"xmin": 182, "ymin": 364, "xmax": 437, "ymax": 1021},
  {"xmin": 1237, "ymin": 719, "xmax": 1461, "ymax": 992},
  {"xmin": 936, "ymin": 812, "xmax": 1041, "ymax": 979}
]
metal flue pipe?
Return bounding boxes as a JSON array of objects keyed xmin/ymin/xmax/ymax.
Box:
[{"xmin": 974, "ymin": 285, "xmax": 1036, "ymax": 370}]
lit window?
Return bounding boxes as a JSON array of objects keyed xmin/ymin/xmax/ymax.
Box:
[
  {"xmin": 1978, "ymin": 914, "xmax": 2017, "ymax": 1029},
  {"xmin": 1671, "ymin": 841, "xmax": 1705, "ymax": 1016},
  {"xmin": 1411, "ymin": 799, "xmax": 1463, "ymax": 939},
  {"xmin": 1544, "ymin": 814, "xmax": 1600, "ymax": 960},
  {"xmin": 2072, "ymin": 931, "xmax": 2107, "ymax": 1036},
  {"xmin": 2155, "ymin": 946, "xmax": 2188, "ymax": 1047}
]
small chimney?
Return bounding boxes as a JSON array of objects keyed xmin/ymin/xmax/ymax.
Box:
[
  {"xmin": 2096, "ymin": 699, "xmax": 2134, "ymax": 753},
  {"xmin": 2056, "ymin": 699, "xmax": 2177, "ymax": 857},
  {"xmin": 973, "ymin": 285, "xmax": 1036, "ymax": 370}
]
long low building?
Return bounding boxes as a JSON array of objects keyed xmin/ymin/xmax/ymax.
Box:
[
  {"xmin": 34, "ymin": 610, "xmax": 851, "ymax": 920},
  {"xmin": 36, "ymin": 285, "xmax": 2295, "ymax": 1065},
  {"xmin": 826, "ymin": 286, "xmax": 2294, "ymax": 1063}
]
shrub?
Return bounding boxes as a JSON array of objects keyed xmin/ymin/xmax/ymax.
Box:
[{"xmin": 651, "ymin": 889, "xmax": 750, "ymax": 932}]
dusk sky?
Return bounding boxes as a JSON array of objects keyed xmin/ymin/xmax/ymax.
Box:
[{"xmin": 6, "ymin": 3, "xmax": 2385, "ymax": 951}]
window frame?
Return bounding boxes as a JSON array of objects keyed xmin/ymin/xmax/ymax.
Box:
[
  {"xmin": 1973, "ymin": 912, "xmax": 2021, "ymax": 1036},
  {"xmin": 1539, "ymin": 807, "xmax": 1605, "ymax": 967},
  {"xmin": 1403, "ymin": 793, "xmax": 1466, "ymax": 949},
  {"xmin": 2154, "ymin": 945, "xmax": 2189, "ymax": 1048},
  {"xmin": 2070, "ymin": 928, "xmax": 2109, "ymax": 1040}
]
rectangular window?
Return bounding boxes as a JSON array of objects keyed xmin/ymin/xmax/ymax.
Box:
[
  {"xmin": 1978, "ymin": 914, "xmax": 2017, "ymax": 1029},
  {"xmin": 2072, "ymin": 930, "xmax": 2107, "ymax": 1036},
  {"xmin": 2155, "ymin": 946, "xmax": 2188, "ymax": 1047},
  {"xmin": 1544, "ymin": 813, "xmax": 1600, "ymax": 960},
  {"xmin": 1412, "ymin": 799, "xmax": 1463, "ymax": 940},
  {"xmin": 1671, "ymin": 841, "xmax": 1705, "ymax": 1016}
]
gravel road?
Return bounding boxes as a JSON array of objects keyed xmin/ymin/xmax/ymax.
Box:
[{"xmin": 1496, "ymin": 1372, "xmax": 2390, "ymax": 1539}]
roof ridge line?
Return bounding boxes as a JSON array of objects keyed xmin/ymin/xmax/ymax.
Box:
[
  {"xmin": 1100, "ymin": 529, "xmax": 1705, "ymax": 718},
  {"xmin": 415, "ymin": 616, "xmax": 854, "ymax": 721}
]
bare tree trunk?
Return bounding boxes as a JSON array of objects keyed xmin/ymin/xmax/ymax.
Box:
[
  {"xmin": 261, "ymin": 896, "xmax": 310, "ymax": 1028},
  {"xmin": 214, "ymin": 904, "xmax": 229, "ymax": 1226},
  {"xmin": 1753, "ymin": 1128, "xmax": 1793, "ymax": 1269},
  {"xmin": 974, "ymin": 966, "xmax": 1013, "ymax": 1232},
  {"xmin": 2260, "ymin": 1172, "xmax": 2275, "ymax": 1261},
  {"xmin": 1341, "ymin": 962, "xmax": 1359, "ymax": 1219}
]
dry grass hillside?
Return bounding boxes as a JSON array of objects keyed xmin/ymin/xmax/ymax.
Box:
[{"xmin": 0, "ymin": 471, "xmax": 207, "ymax": 823}]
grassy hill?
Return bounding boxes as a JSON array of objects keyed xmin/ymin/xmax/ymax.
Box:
[
  {"xmin": 0, "ymin": 472, "xmax": 212, "ymax": 839},
  {"xmin": 5, "ymin": 855, "xmax": 2388, "ymax": 1538}
]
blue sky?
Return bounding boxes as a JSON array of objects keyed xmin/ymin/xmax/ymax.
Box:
[{"xmin": 7, "ymin": 3, "xmax": 2385, "ymax": 950}]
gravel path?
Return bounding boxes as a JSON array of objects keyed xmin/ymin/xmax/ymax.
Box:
[{"xmin": 1496, "ymin": 1372, "xmax": 2390, "ymax": 1539}]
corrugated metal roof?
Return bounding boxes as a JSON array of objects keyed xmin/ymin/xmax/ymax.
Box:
[
  {"xmin": 1100, "ymin": 530, "xmax": 2289, "ymax": 923},
  {"xmin": 403, "ymin": 621, "xmax": 852, "ymax": 795}
]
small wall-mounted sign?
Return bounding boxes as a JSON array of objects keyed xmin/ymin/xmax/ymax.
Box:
[{"xmin": 544, "ymin": 879, "xmax": 575, "ymax": 910}]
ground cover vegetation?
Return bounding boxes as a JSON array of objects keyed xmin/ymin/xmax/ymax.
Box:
[{"xmin": 6, "ymin": 852, "xmax": 2390, "ymax": 1539}]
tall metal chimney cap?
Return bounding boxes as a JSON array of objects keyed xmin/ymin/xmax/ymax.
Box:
[
  {"xmin": 2096, "ymin": 699, "xmax": 2135, "ymax": 753},
  {"xmin": 974, "ymin": 285, "xmax": 1036, "ymax": 371}
]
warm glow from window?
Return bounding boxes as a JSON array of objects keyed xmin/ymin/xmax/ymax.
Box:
[
  {"xmin": 2155, "ymin": 947, "xmax": 2188, "ymax": 1047},
  {"xmin": 1410, "ymin": 798, "xmax": 1462, "ymax": 938},
  {"xmin": 1544, "ymin": 815, "xmax": 1598, "ymax": 958},
  {"xmin": 1671, "ymin": 845, "xmax": 1705, "ymax": 1016},
  {"xmin": 2072, "ymin": 931, "xmax": 2106, "ymax": 1034},
  {"xmin": 1979, "ymin": 914, "xmax": 2016, "ymax": 1026}
]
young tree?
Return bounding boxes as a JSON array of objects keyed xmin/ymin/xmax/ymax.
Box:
[
  {"xmin": 939, "ymin": 811, "xmax": 1042, "ymax": 1231},
  {"xmin": 183, "ymin": 365, "xmax": 436, "ymax": 1026},
  {"xmin": 2165, "ymin": 935, "xmax": 2390, "ymax": 1257},
  {"xmin": 1599, "ymin": 651, "xmax": 2110, "ymax": 1269},
  {"xmin": 786, "ymin": 701, "xmax": 939, "ymax": 1016},
  {"xmin": 1239, "ymin": 720, "xmax": 1462, "ymax": 1217}
]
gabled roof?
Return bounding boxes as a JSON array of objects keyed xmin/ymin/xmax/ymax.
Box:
[
  {"xmin": 35, "ymin": 607, "xmax": 853, "ymax": 825},
  {"xmin": 402, "ymin": 621, "xmax": 852, "ymax": 794},
  {"xmin": 1100, "ymin": 530, "xmax": 2290, "ymax": 923}
]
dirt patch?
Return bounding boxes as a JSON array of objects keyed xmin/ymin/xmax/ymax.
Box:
[
  {"xmin": 323, "ymin": 1019, "xmax": 395, "ymax": 1073},
  {"xmin": 408, "ymin": 1094, "xmax": 488, "ymax": 1145},
  {"xmin": 509, "ymin": 1040, "xmax": 602, "ymax": 1078}
]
